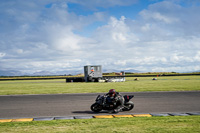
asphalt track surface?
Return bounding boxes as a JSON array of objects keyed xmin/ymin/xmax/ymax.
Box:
[{"xmin": 0, "ymin": 91, "xmax": 200, "ymax": 119}]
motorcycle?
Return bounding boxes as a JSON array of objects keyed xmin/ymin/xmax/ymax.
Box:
[{"xmin": 91, "ymin": 94, "xmax": 134, "ymax": 113}]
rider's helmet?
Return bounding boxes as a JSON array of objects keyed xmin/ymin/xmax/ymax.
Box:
[{"xmin": 108, "ymin": 89, "xmax": 116, "ymax": 97}]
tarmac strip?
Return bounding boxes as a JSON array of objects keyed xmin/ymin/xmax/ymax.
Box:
[{"xmin": 0, "ymin": 112, "xmax": 200, "ymax": 123}]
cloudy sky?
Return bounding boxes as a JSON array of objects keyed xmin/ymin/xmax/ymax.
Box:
[{"xmin": 0, "ymin": 0, "xmax": 200, "ymax": 75}]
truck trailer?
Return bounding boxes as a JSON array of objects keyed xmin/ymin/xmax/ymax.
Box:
[{"xmin": 66, "ymin": 65, "xmax": 125, "ymax": 82}]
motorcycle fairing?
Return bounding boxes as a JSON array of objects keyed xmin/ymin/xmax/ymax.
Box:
[{"xmin": 124, "ymin": 95, "xmax": 134, "ymax": 102}]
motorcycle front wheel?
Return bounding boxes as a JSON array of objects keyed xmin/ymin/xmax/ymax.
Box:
[
  {"xmin": 122, "ymin": 102, "xmax": 134, "ymax": 111},
  {"xmin": 90, "ymin": 103, "xmax": 103, "ymax": 112}
]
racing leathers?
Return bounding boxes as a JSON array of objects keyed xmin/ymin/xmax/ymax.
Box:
[{"xmin": 105, "ymin": 92, "xmax": 125, "ymax": 113}]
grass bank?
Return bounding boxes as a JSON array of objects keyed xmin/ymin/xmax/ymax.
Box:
[
  {"xmin": 0, "ymin": 76, "xmax": 200, "ymax": 95},
  {"xmin": 0, "ymin": 116, "xmax": 200, "ymax": 133}
]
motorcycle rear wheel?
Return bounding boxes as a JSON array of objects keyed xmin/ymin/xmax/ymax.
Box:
[
  {"xmin": 122, "ymin": 102, "xmax": 134, "ymax": 111},
  {"xmin": 91, "ymin": 103, "xmax": 102, "ymax": 112}
]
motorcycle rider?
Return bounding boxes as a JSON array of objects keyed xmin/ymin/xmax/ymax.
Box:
[{"xmin": 106, "ymin": 89, "xmax": 125, "ymax": 113}]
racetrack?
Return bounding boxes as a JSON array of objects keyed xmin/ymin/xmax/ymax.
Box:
[{"xmin": 0, "ymin": 91, "xmax": 200, "ymax": 119}]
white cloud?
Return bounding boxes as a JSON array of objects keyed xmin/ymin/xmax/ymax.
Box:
[
  {"xmin": 68, "ymin": 0, "xmax": 138, "ymax": 9},
  {"xmin": 94, "ymin": 16, "xmax": 138, "ymax": 49},
  {"xmin": 0, "ymin": 0, "xmax": 200, "ymax": 75},
  {"xmin": 114, "ymin": 60, "xmax": 127, "ymax": 66},
  {"xmin": 140, "ymin": 10, "xmax": 179, "ymax": 24},
  {"xmin": 0, "ymin": 53, "xmax": 6, "ymax": 58},
  {"xmin": 194, "ymin": 51, "xmax": 200, "ymax": 62}
]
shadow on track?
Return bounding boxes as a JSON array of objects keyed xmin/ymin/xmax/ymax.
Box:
[{"xmin": 72, "ymin": 111, "xmax": 109, "ymax": 114}]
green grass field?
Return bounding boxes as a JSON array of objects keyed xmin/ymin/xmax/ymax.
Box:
[
  {"xmin": 0, "ymin": 76, "xmax": 200, "ymax": 132},
  {"xmin": 0, "ymin": 76, "xmax": 199, "ymax": 95},
  {"xmin": 0, "ymin": 116, "xmax": 200, "ymax": 133}
]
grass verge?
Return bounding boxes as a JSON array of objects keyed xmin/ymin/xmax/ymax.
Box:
[
  {"xmin": 0, "ymin": 116, "xmax": 200, "ymax": 133},
  {"xmin": 0, "ymin": 76, "xmax": 200, "ymax": 95}
]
